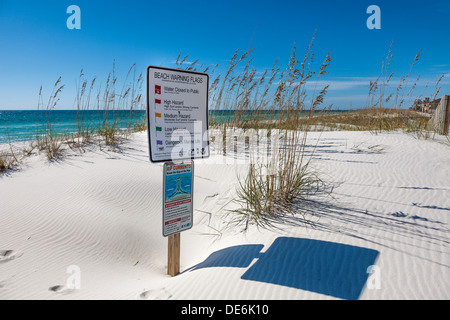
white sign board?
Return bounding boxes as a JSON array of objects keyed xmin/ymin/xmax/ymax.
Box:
[
  {"xmin": 163, "ymin": 161, "xmax": 194, "ymax": 237},
  {"xmin": 147, "ymin": 66, "xmax": 209, "ymax": 163}
]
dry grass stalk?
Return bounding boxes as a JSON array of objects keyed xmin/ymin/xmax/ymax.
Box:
[{"xmin": 219, "ymin": 36, "xmax": 333, "ymax": 229}]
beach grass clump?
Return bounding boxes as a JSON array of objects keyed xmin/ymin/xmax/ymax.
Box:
[
  {"xmin": 36, "ymin": 77, "xmax": 66, "ymax": 161},
  {"xmin": 72, "ymin": 69, "xmax": 97, "ymax": 149},
  {"xmin": 95, "ymin": 62, "xmax": 145, "ymax": 150},
  {"xmin": 218, "ymin": 36, "xmax": 333, "ymax": 229},
  {"xmin": 230, "ymin": 149, "xmax": 326, "ymax": 229},
  {"xmin": 359, "ymin": 42, "xmax": 444, "ymax": 136},
  {"xmin": 301, "ymin": 107, "xmax": 431, "ymax": 132},
  {"xmin": 0, "ymin": 121, "xmax": 19, "ymax": 173},
  {"xmin": 0, "ymin": 151, "xmax": 17, "ymax": 173},
  {"xmin": 29, "ymin": 62, "xmax": 147, "ymax": 160},
  {"xmin": 288, "ymin": 42, "xmax": 444, "ymax": 136}
]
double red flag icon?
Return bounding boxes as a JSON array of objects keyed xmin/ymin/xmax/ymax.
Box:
[{"xmin": 155, "ymin": 85, "xmax": 161, "ymax": 95}]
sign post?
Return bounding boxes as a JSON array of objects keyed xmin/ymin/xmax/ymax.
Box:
[
  {"xmin": 147, "ymin": 66, "xmax": 209, "ymax": 277},
  {"xmin": 168, "ymin": 233, "xmax": 180, "ymax": 277}
]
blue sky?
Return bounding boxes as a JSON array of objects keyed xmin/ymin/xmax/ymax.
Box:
[{"xmin": 0, "ymin": 0, "xmax": 449, "ymax": 110}]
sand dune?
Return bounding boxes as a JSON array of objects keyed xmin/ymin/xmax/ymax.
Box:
[{"xmin": 0, "ymin": 131, "xmax": 449, "ymax": 300}]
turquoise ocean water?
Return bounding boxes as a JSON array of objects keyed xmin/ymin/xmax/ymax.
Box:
[
  {"xmin": 0, "ymin": 109, "xmax": 349, "ymax": 144},
  {"xmin": 0, "ymin": 110, "xmax": 146, "ymax": 144}
]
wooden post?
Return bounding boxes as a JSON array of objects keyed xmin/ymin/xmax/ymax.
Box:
[
  {"xmin": 444, "ymin": 95, "xmax": 450, "ymax": 136},
  {"xmin": 168, "ymin": 233, "xmax": 180, "ymax": 277},
  {"xmin": 222, "ymin": 126, "xmax": 227, "ymax": 155},
  {"xmin": 245, "ymin": 136, "xmax": 250, "ymax": 161},
  {"xmin": 256, "ymin": 132, "xmax": 260, "ymax": 149}
]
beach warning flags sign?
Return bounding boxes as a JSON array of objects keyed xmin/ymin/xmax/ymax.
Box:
[{"xmin": 146, "ymin": 66, "xmax": 209, "ymax": 163}]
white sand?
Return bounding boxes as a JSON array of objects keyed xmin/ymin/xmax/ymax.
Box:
[{"xmin": 0, "ymin": 130, "xmax": 449, "ymax": 300}]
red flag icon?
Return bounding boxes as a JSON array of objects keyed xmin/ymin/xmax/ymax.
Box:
[
  {"xmin": 155, "ymin": 85, "xmax": 161, "ymax": 95},
  {"xmin": 155, "ymin": 99, "xmax": 161, "ymax": 104}
]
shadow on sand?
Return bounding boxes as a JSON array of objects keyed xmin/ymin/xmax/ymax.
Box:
[{"xmin": 185, "ymin": 237, "xmax": 379, "ymax": 300}]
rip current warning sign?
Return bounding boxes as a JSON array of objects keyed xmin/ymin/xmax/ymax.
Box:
[{"xmin": 162, "ymin": 161, "xmax": 194, "ymax": 237}]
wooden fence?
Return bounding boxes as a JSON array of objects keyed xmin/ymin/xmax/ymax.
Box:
[{"xmin": 428, "ymin": 95, "xmax": 449, "ymax": 135}]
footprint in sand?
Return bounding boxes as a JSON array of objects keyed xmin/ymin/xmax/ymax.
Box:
[
  {"xmin": 140, "ymin": 288, "xmax": 173, "ymax": 300},
  {"xmin": 0, "ymin": 250, "xmax": 18, "ymax": 263},
  {"xmin": 48, "ymin": 285, "xmax": 75, "ymax": 295}
]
